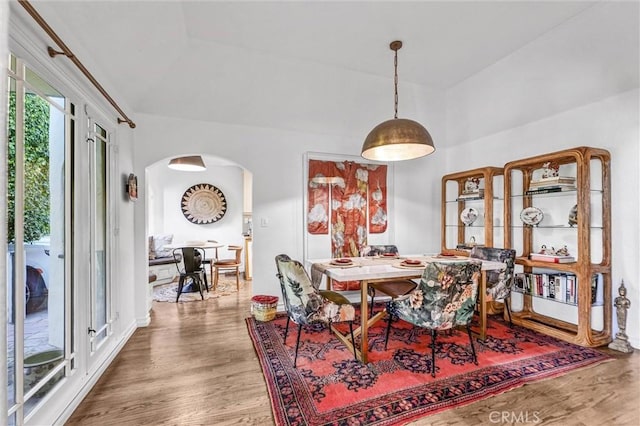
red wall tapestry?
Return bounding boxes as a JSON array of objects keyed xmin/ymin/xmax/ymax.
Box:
[{"xmin": 307, "ymin": 159, "xmax": 388, "ymax": 258}]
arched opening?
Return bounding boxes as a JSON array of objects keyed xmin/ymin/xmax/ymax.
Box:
[{"xmin": 145, "ymin": 154, "xmax": 253, "ymax": 303}]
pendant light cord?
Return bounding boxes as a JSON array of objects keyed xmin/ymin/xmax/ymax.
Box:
[{"xmin": 393, "ymin": 48, "xmax": 399, "ymax": 119}]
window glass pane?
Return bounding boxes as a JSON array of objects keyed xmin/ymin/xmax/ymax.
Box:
[
  {"xmin": 94, "ymin": 124, "xmax": 108, "ymax": 345},
  {"xmin": 21, "ymin": 87, "xmax": 66, "ymax": 414},
  {"xmin": 6, "ymin": 75, "xmax": 17, "ymax": 409}
]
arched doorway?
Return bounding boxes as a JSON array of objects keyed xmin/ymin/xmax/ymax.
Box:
[{"xmin": 145, "ymin": 154, "xmax": 253, "ymax": 301}]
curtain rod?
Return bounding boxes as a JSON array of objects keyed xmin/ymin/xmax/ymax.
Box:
[{"xmin": 18, "ymin": 0, "xmax": 136, "ymax": 129}]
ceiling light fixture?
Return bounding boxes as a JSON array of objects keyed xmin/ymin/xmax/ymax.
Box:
[
  {"xmin": 361, "ymin": 40, "xmax": 435, "ymax": 162},
  {"xmin": 168, "ymin": 155, "xmax": 207, "ymax": 172}
]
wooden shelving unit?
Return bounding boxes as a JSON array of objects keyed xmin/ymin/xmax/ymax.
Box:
[
  {"xmin": 441, "ymin": 167, "xmax": 504, "ymax": 256},
  {"xmin": 504, "ymin": 146, "xmax": 611, "ymax": 347}
]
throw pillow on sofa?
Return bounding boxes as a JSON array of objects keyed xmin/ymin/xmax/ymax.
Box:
[{"xmin": 152, "ymin": 233, "xmax": 174, "ymax": 258}]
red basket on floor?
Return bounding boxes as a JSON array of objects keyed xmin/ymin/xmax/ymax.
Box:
[{"xmin": 251, "ymin": 295, "xmax": 279, "ymax": 321}]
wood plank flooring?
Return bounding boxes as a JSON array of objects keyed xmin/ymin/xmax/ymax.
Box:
[{"xmin": 66, "ymin": 279, "xmax": 640, "ymax": 425}]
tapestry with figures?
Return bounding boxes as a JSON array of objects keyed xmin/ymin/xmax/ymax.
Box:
[{"xmin": 307, "ymin": 159, "xmax": 388, "ymax": 261}]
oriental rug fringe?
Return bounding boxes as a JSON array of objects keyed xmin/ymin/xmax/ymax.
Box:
[{"xmin": 246, "ymin": 311, "xmax": 611, "ymax": 426}]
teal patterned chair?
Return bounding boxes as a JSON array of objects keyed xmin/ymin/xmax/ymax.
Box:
[
  {"xmin": 360, "ymin": 245, "xmax": 417, "ymax": 318},
  {"xmin": 469, "ymin": 246, "xmax": 516, "ymax": 326},
  {"xmin": 275, "ymin": 254, "xmax": 357, "ymax": 367},
  {"xmin": 384, "ymin": 260, "xmax": 482, "ymax": 377}
]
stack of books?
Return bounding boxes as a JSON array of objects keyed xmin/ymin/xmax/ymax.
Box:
[
  {"xmin": 526, "ymin": 176, "xmax": 576, "ymax": 195},
  {"xmin": 529, "ymin": 253, "xmax": 576, "ymax": 263},
  {"xmin": 457, "ymin": 188, "xmax": 484, "ymax": 200}
]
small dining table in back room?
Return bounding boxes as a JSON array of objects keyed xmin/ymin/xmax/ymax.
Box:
[{"xmin": 308, "ymin": 255, "xmax": 505, "ymax": 364}]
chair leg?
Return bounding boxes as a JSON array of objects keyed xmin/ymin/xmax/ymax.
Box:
[
  {"xmin": 284, "ymin": 317, "xmax": 290, "ymax": 342},
  {"xmin": 368, "ymin": 288, "xmax": 375, "ymax": 319},
  {"xmin": 294, "ymin": 324, "xmax": 303, "ymax": 368},
  {"xmin": 384, "ymin": 314, "xmax": 393, "ymax": 350},
  {"xmin": 349, "ymin": 322, "xmax": 356, "ymax": 360},
  {"xmin": 196, "ymin": 276, "xmax": 204, "ymax": 300},
  {"xmin": 235, "ymin": 267, "xmax": 240, "ymax": 290},
  {"xmin": 214, "ymin": 267, "xmax": 219, "ymax": 291},
  {"xmin": 466, "ymin": 324, "xmax": 478, "ymax": 365},
  {"xmin": 176, "ymin": 276, "xmax": 185, "ymax": 302},
  {"xmin": 430, "ymin": 329, "xmax": 437, "ymax": 378},
  {"xmin": 504, "ymin": 298, "xmax": 513, "ymax": 327},
  {"xmin": 210, "ymin": 263, "xmax": 215, "ymax": 287},
  {"xmin": 202, "ymin": 270, "xmax": 209, "ymax": 292}
]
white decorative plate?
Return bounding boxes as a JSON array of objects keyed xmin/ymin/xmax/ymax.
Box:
[
  {"xmin": 181, "ymin": 183, "xmax": 227, "ymax": 224},
  {"xmin": 520, "ymin": 206, "xmax": 544, "ymax": 226},
  {"xmin": 460, "ymin": 207, "xmax": 479, "ymax": 226}
]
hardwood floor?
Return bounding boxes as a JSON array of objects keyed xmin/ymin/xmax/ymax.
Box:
[{"xmin": 67, "ymin": 279, "xmax": 640, "ymax": 425}]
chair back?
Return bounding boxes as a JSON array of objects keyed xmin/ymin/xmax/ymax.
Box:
[
  {"xmin": 275, "ymin": 254, "xmax": 293, "ymax": 313},
  {"xmin": 222, "ymin": 245, "xmax": 242, "ymax": 264},
  {"xmin": 174, "ymin": 247, "xmax": 204, "ymax": 274},
  {"xmin": 391, "ymin": 260, "xmax": 482, "ymax": 330},
  {"xmin": 469, "ymin": 247, "xmax": 516, "ymax": 301},
  {"xmin": 275, "ymin": 255, "xmax": 324, "ymax": 325},
  {"xmin": 360, "ymin": 245, "xmax": 399, "ymax": 257}
]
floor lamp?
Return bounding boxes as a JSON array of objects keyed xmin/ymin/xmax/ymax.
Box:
[{"xmin": 310, "ymin": 176, "xmax": 345, "ymax": 258}]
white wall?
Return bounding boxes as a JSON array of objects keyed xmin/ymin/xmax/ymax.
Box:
[{"xmin": 443, "ymin": 0, "xmax": 639, "ymax": 347}]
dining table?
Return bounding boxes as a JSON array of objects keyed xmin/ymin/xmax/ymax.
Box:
[{"xmin": 307, "ymin": 255, "xmax": 505, "ymax": 364}]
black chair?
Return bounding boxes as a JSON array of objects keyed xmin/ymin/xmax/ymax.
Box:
[{"xmin": 173, "ymin": 247, "xmax": 207, "ymax": 302}]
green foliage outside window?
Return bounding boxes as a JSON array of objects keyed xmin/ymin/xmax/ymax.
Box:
[{"xmin": 7, "ymin": 92, "xmax": 51, "ymax": 243}]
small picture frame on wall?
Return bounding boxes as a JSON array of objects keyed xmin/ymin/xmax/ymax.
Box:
[{"xmin": 126, "ymin": 173, "xmax": 138, "ymax": 201}]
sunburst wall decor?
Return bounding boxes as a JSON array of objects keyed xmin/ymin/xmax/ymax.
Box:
[{"xmin": 181, "ymin": 183, "xmax": 227, "ymax": 224}]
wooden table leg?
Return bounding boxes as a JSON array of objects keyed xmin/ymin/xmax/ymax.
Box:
[
  {"xmin": 360, "ymin": 280, "xmax": 369, "ymax": 363},
  {"xmin": 479, "ymin": 270, "xmax": 487, "ymax": 340}
]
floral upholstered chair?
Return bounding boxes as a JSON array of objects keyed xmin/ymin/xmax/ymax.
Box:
[
  {"xmin": 275, "ymin": 254, "xmax": 357, "ymax": 367},
  {"xmin": 469, "ymin": 246, "xmax": 516, "ymax": 326},
  {"xmin": 384, "ymin": 260, "xmax": 482, "ymax": 377},
  {"xmin": 360, "ymin": 245, "xmax": 417, "ymax": 318}
]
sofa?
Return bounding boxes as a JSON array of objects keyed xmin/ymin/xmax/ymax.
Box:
[{"xmin": 148, "ymin": 234, "xmax": 179, "ymax": 285}]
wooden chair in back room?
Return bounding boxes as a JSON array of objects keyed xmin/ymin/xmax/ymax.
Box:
[{"xmin": 213, "ymin": 245, "xmax": 243, "ymax": 290}]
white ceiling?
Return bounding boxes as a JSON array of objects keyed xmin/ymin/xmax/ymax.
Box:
[{"xmin": 20, "ymin": 1, "xmax": 599, "ymax": 130}]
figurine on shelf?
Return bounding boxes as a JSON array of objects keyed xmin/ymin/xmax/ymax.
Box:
[
  {"xmin": 541, "ymin": 161, "xmax": 560, "ymax": 179},
  {"xmin": 464, "ymin": 177, "xmax": 480, "ymax": 193},
  {"xmin": 538, "ymin": 245, "xmax": 549, "ymax": 255},
  {"xmin": 555, "ymin": 245, "xmax": 570, "ymax": 256}
]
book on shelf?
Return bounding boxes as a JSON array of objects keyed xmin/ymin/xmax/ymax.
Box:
[
  {"xmin": 525, "ymin": 186, "xmax": 576, "ymax": 195},
  {"xmin": 458, "ymin": 189, "xmax": 484, "ymax": 200},
  {"xmin": 514, "ymin": 272, "xmax": 583, "ymax": 305},
  {"xmin": 529, "ymin": 253, "xmax": 576, "ymax": 263},
  {"xmin": 531, "ymin": 176, "xmax": 576, "ymax": 184}
]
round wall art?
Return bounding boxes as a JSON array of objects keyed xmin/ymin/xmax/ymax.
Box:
[{"xmin": 181, "ymin": 183, "xmax": 227, "ymax": 224}]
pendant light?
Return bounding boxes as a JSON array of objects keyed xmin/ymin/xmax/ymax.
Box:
[
  {"xmin": 361, "ymin": 41, "xmax": 435, "ymax": 162},
  {"xmin": 168, "ymin": 155, "xmax": 207, "ymax": 171}
]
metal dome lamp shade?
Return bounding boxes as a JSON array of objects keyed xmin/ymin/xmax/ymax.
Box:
[
  {"xmin": 361, "ymin": 41, "xmax": 435, "ymax": 162},
  {"xmin": 168, "ymin": 155, "xmax": 207, "ymax": 171}
]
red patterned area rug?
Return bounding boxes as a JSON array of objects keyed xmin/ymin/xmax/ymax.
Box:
[{"xmin": 246, "ymin": 310, "xmax": 611, "ymax": 426}]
